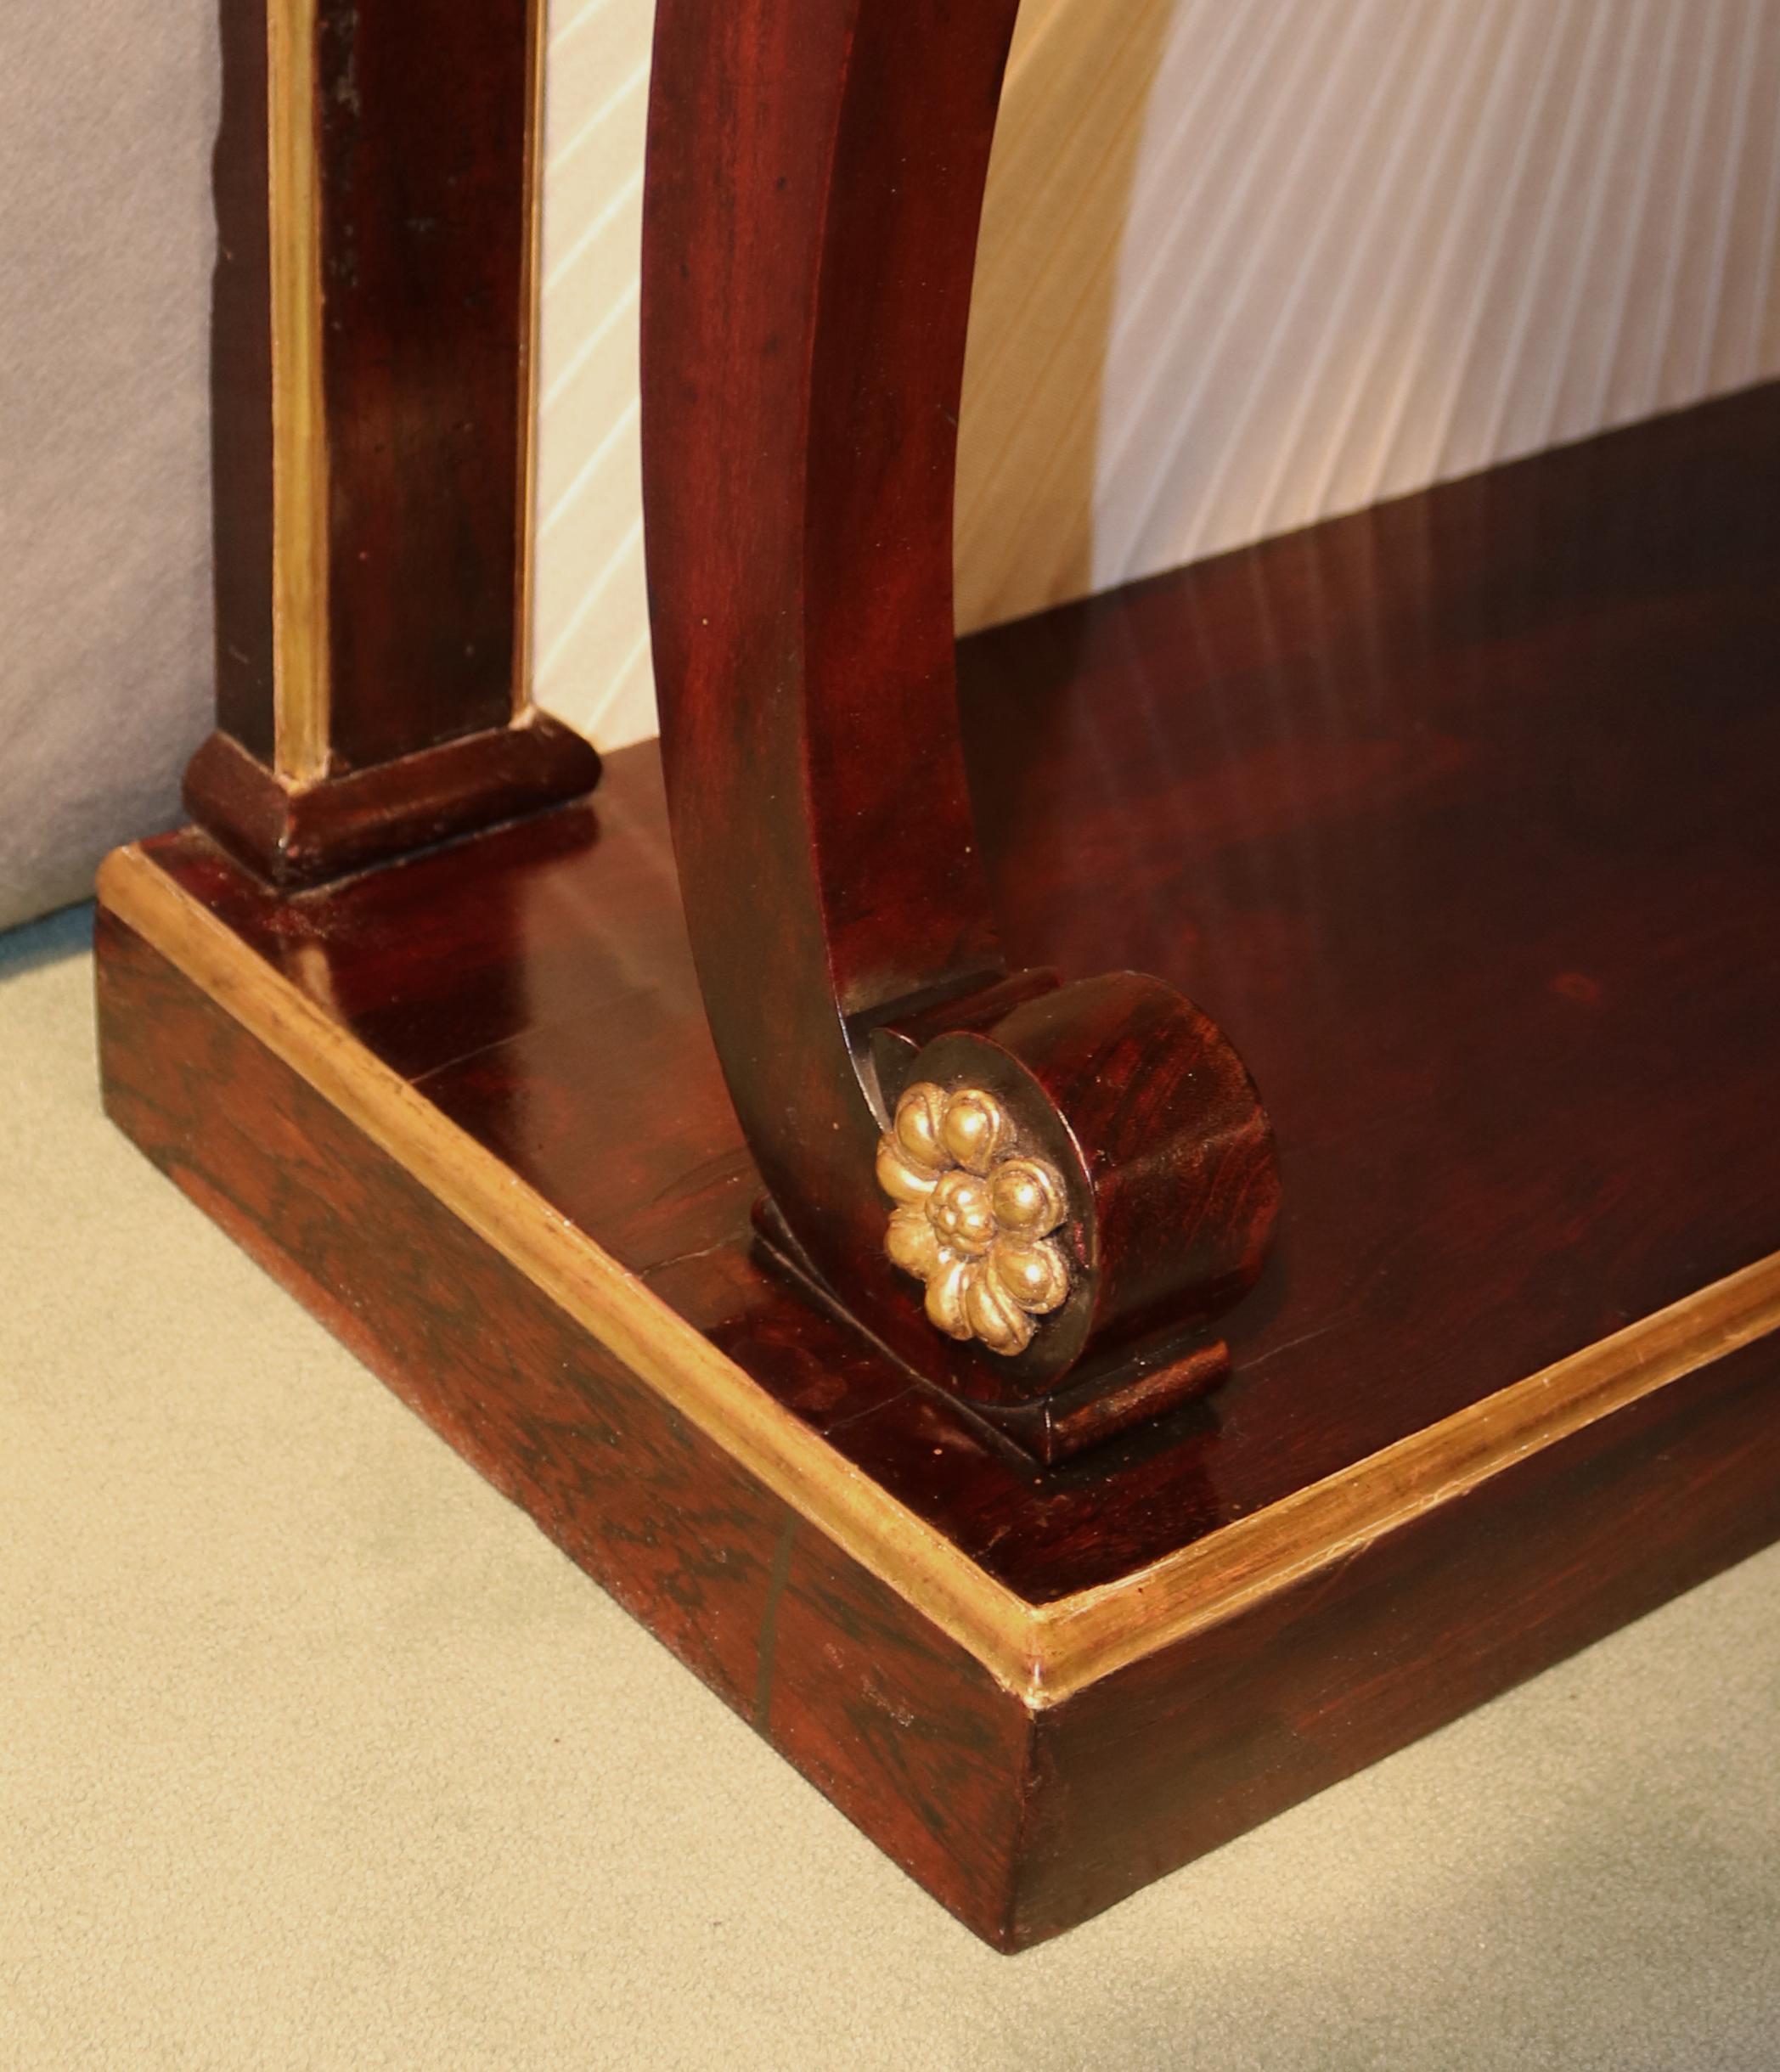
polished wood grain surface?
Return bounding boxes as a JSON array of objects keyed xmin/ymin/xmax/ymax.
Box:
[
  {"xmin": 638, "ymin": 0, "xmax": 1022, "ymax": 1372},
  {"xmin": 98, "ymin": 386, "xmax": 1780, "ymax": 1945},
  {"xmin": 104, "ymin": 826, "xmax": 1780, "ymax": 1709},
  {"xmin": 181, "ymin": 715, "xmax": 599, "ymax": 890},
  {"xmin": 959, "ymin": 383, "xmax": 1780, "ymax": 1529},
  {"xmin": 96, "ymin": 906, "xmax": 1035, "ymax": 1941},
  {"xmin": 126, "ymin": 386, "xmax": 1780, "ymax": 1606},
  {"xmin": 1015, "ymin": 1324, "xmax": 1780, "ymax": 1944},
  {"xmin": 95, "ymin": 891, "xmax": 1780, "ymax": 1944},
  {"xmin": 313, "ymin": 0, "xmax": 536, "ymax": 767}
]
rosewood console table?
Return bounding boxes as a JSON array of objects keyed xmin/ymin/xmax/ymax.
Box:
[{"xmin": 96, "ymin": 1, "xmax": 1780, "ymax": 1949}]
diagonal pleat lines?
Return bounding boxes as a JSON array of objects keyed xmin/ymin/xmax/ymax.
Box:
[
  {"xmin": 955, "ymin": 0, "xmax": 1780, "ymax": 630},
  {"xmin": 531, "ymin": 0, "xmax": 656, "ymax": 748},
  {"xmin": 530, "ymin": 0, "xmax": 1780, "ymax": 746}
]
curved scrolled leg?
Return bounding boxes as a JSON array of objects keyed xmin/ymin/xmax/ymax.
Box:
[{"xmin": 640, "ymin": 0, "xmax": 1278, "ymax": 1459}]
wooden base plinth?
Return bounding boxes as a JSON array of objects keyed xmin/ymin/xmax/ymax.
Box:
[{"xmin": 99, "ymin": 391, "xmax": 1780, "ymax": 1948}]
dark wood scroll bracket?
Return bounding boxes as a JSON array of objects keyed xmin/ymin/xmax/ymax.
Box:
[
  {"xmin": 640, "ymin": 1, "xmax": 1279, "ymax": 1459},
  {"xmin": 188, "ymin": 0, "xmax": 600, "ymax": 889}
]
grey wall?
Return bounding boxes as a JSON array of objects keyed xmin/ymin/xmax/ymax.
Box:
[{"xmin": 1, "ymin": 3, "xmax": 217, "ymax": 930}]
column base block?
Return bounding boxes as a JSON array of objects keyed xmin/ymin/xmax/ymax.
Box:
[{"xmin": 182, "ymin": 713, "xmax": 602, "ymax": 888}]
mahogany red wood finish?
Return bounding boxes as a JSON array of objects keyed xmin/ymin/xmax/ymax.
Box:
[
  {"xmin": 182, "ymin": 715, "xmax": 599, "ymax": 891},
  {"xmin": 97, "ymin": 907, "xmax": 1032, "ymax": 1940},
  {"xmin": 93, "ymin": 899, "xmax": 1780, "ymax": 1948},
  {"xmin": 639, "ymin": 0, "xmax": 1277, "ymax": 1446},
  {"xmin": 194, "ymin": 0, "xmax": 599, "ymax": 885},
  {"xmin": 99, "ymin": 389, "xmax": 1780, "ymax": 1946}
]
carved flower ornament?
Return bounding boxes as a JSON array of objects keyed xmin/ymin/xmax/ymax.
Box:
[{"xmin": 876, "ymin": 1081, "xmax": 1073, "ymax": 1356}]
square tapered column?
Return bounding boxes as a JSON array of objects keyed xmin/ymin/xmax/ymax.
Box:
[{"xmin": 187, "ymin": 0, "xmax": 599, "ymax": 886}]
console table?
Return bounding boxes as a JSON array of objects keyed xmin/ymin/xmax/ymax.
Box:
[{"xmin": 95, "ymin": 0, "xmax": 1780, "ymax": 1949}]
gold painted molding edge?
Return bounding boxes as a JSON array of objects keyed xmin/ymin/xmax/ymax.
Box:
[
  {"xmin": 99, "ymin": 843, "xmax": 1780, "ymax": 1709},
  {"xmin": 98, "ymin": 845, "xmax": 1037, "ymax": 1695},
  {"xmin": 267, "ymin": 0, "xmax": 330, "ymax": 784},
  {"xmin": 1033, "ymin": 1263, "xmax": 1780, "ymax": 1696}
]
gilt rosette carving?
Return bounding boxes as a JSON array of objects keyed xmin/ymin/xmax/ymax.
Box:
[{"xmin": 876, "ymin": 1081, "xmax": 1073, "ymax": 1356}]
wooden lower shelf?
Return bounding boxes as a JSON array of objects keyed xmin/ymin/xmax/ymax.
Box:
[{"xmin": 96, "ymin": 387, "xmax": 1780, "ymax": 1948}]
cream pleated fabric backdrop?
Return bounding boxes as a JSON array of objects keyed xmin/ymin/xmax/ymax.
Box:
[{"xmin": 534, "ymin": 0, "xmax": 1780, "ymax": 749}]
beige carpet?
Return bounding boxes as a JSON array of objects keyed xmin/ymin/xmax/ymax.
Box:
[{"xmin": 3, "ymin": 902, "xmax": 1777, "ymax": 2070}]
